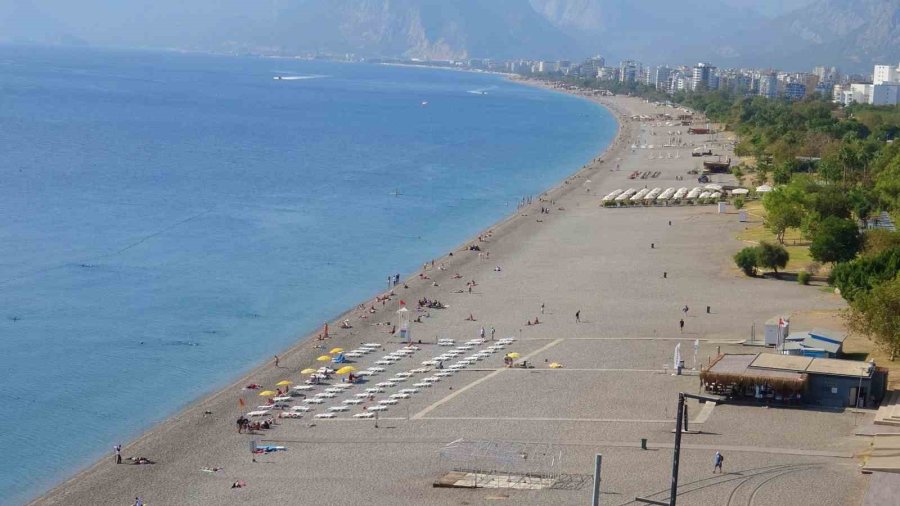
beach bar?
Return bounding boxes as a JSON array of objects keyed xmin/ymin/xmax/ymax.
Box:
[{"xmin": 701, "ymin": 353, "xmax": 887, "ymax": 408}]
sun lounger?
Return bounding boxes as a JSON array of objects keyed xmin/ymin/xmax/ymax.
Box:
[
  {"xmin": 303, "ymin": 398, "xmax": 324, "ymax": 404},
  {"xmin": 367, "ymin": 405, "xmax": 387, "ymax": 412},
  {"xmin": 434, "ymin": 372, "xmax": 452, "ymax": 377},
  {"xmin": 399, "ymin": 388, "xmax": 419, "ymax": 394},
  {"xmin": 379, "ymin": 399, "xmax": 398, "ymax": 405},
  {"xmin": 273, "ymin": 396, "xmax": 292, "ymax": 402},
  {"xmin": 365, "ymin": 387, "xmax": 385, "ymax": 393},
  {"xmin": 325, "ymin": 387, "xmax": 343, "ymax": 393},
  {"xmin": 368, "ymin": 366, "xmax": 385, "ymax": 372},
  {"xmin": 246, "ymin": 410, "xmax": 270, "ymax": 417},
  {"xmin": 413, "ymin": 382, "xmax": 431, "ymax": 388},
  {"xmin": 292, "ymin": 385, "xmax": 314, "ymax": 391},
  {"xmin": 354, "ymin": 412, "xmax": 375, "ymax": 419},
  {"xmin": 328, "ymin": 406, "xmax": 350, "ymax": 412},
  {"xmin": 343, "ymin": 399, "xmax": 363, "ymax": 405},
  {"xmin": 290, "ymin": 406, "xmax": 311, "ymax": 412},
  {"xmin": 281, "ymin": 412, "xmax": 303, "ymax": 418},
  {"xmin": 314, "ymin": 413, "xmax": 335, "ymax": 419},
  {"xmin": 315, "ymin": 392, "xmax": 336, "ymax": 398},
  {"xmin": 390, "ymin": 393, "xmax": 411, "ymax": 399}
]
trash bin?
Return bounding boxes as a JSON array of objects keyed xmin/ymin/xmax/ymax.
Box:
[{"xmin": 641, "ymin": 438, "xmax": 648, "ymax": 450}]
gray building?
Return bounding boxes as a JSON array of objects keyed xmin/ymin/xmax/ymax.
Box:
[{"xmin": 702, "ymin": 353, "xmax": 887, "ymax": 408}]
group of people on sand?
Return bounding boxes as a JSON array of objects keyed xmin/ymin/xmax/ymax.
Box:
[
  {"xmin": 236, "ymin": 415, "xmax": 275, "ymax": 433},
  {"xmin": 417, "ymin": 298, "xmax": 445, "ymax": 309},
  {"xmin": 525, "ymin": 317, "xmax": 541, "ymax": 326}
]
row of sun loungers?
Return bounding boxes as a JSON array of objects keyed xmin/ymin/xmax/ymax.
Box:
[
  {"xmin": 602, "ymin": 185, "xmax": 726, "ymax": 205},
  {"xmin": 252, "ymin": 337, "xmax": 518, "ymax": 422}
]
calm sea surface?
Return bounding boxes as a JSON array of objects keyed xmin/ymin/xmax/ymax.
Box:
[{"xmin": 0, "ymin": 45, "xmax": 615, "ymax": 504}]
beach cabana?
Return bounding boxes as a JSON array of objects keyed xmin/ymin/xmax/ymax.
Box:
[
  {"xmin": 756, "ymin": 184, "xmax": 773, "ymax": 193},
  {"xmin": 673, "ymin": 187, "xmax": 688, "ymax": 200},
  {"xmin": 731, "ymin": 188, "xmax": 749, "ymax": 195}
]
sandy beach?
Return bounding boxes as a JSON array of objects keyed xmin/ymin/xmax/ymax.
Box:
[{"xmin": 30, "ymin": 91, "xmax": 867, "ymax": 506}]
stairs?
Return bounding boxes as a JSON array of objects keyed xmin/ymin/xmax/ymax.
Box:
[{"xmin": 874, "ymin": 391, "xmax": 900, "ymax": 426}]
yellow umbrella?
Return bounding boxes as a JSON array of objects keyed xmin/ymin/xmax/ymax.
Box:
[
  {"xmin": 275, "ymin": 380, "xmax": 292, "ymax": 386},
  {"xmin": 330, "ymin": 347, "xmax": 344, "ymax": 354},
  {"xmin": 336, "ymin": 366, "xmax": 356, "ymax": 375},
  {"xmin": 506, "ymin": 352, "xmax": 521, "ymax": 359},
  {"xmin": 258, "ymin": 390, "xmax": 276, "ymax": 397},
  {"xmin": 300, "ymin": 368, "xmax": 317, "ymax": 375},
  {"xmin": 549, "ymin": 362, "xmax": 563, "ymax": 369},
  {"xmin": 317, "ymin": 355, "xmax": 331, "ymax": 362}
]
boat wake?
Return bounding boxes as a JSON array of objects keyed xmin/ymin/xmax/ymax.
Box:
[
  {"xmin": 467, "ymin": 86, "xmax": 496, "ymax": 95},
  {"xmin": 273, "ymin": 74, "xmax": 328, "ymax": 81}
]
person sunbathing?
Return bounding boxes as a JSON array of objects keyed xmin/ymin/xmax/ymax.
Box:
[
  {"xmin": 465, "ymin": 314, "xmax": 476, "ymax": 321},
  {"xmin": 231, "ymin": 481, "xmax": 246, "ymax": 488},
  {"xmin": 129, "ymin": 457, "xmax": 155, "ymax": 465}
]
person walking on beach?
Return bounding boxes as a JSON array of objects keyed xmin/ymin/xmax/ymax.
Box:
[
  {"xmin": 490, "ymin": 326, "xmax": 496, "ymax": 341},
  {"xmin": 114, "ymin": 444, "xmax": 122, "ymax": 465},
  {"xmin": 540, "ymin": 302, "xmax": 545, "ymax": 315},
  {"xmin": 713, "ymin": 451, "xmax": 724, "ymax": 473},
  {"xmin": 679, "ymin": 319, "xmax": 685, "ymax": 333},
  {"xmin": 682, "ymin": 305, "xmax": 689, "ymax": 316},
  {"xmin": 575, "ymin": 310, "xmax": 581, "ymax": 323},
  {"xmin": 274, "ymin": 355, "xmax": 280, "ymax": 367},
  {"xmin": 479, "ymin": 327, "xmax": 485, "ymax": 339}
]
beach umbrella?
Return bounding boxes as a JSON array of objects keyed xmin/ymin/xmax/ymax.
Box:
[
  {"xmin": 506, "ymin": 352, "xmax": 521, "ymax": 359},
  {"xmin": 317, "ymin": 355, "xmax": 331, "ymax": 362},
  {"xmin": 275, "ymin": 380, "xmax": 292, "ymax": 387},
  {"xmin": 330, "ymin": 347, "xmax": 344, "ymax": 354},
  {"xmin": 300, "ymin": 368, "xmax": 317, "ymax": 375},
  {"xmin": 258, "ymin": 390, "xmax": 276, "ymax": 397},
  {"xmin": 549, "ymin": 362, "xmax": 563, "ymax": 369},
  {"xmin": 336, "ymin": 366, "xmax": 356, "ymax": 375}
]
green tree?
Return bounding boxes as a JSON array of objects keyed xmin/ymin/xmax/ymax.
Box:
[
  {"xmin": 831, "ymin": 247, "xmax": 900, "ymax": 301},
  {"xmin": 733, "ymin": 196, "xmax": 745, "ymax": 210},
  {"xmin": 757, "ymin": 241, "xmax": 789, "ymax": 276},
  {"xmin": 734, "ymin": 246, "xmax": 759, "ymax": 276},
  {"xmin": 762, "ymin": 189, "xmax": 803, "ymax": 244},
  {"xmin": 846, "ymin": 276, "xmax": 900, "ymax": 360},
  {"xmin": 810, "ymin": 216, "xmax": 862, "ymax": 264}
]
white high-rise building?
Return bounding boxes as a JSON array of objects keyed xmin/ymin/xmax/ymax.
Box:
[
  {"xmin": 873, "ymin": 64, "xmax": 900, "ymax": 85},
  {"xmin": 691, "ymin": 63, "xmax": 715, "ymax": 91},
  {"xmin": 869, "ymin": 63, "xmax": 900, "ymax": 105}
]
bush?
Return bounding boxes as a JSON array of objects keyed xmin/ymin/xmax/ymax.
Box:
[
  {"xmin": 797, "ymin": 271, "xmax": 811, "ymax": 285},
  {"xmin": 733, "ymin": 196, "xmax": 745, "ymax": 209},
  {"xmin": 734, "ymin": 247, "xmax": 759, "ymax": 276}
]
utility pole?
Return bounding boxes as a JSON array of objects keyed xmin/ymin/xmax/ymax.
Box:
[
  {"xmin": 591, "ymin": 454, "xmax": 603, "ymax": 506},
  {"xmin": 670, "ymin": 393, "xmax": 685, "ymax": 506}
]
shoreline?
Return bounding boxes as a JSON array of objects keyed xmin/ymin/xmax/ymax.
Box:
[{"xmin": 27, "ymin": 76, "xmax": 630, "ymax": 506}]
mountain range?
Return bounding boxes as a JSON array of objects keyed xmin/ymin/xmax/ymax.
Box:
[{"xmin": 1, "ymin": 0, "xmax": 897, "ymax": 72}]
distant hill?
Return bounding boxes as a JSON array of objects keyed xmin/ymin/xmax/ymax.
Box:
[{"xmin": 1, "ymin": 0, "xmax": 896, "ymax": 71}]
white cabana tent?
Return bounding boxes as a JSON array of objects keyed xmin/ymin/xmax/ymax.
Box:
[
  {"xmin": 731, "ymin": 188, "xmax": 750, "ymax": 195},
  {"xmin": 756, "ymin": 184, "xmax": 773, "ymax": 193}
]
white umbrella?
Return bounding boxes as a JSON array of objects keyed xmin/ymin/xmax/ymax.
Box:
[{"xmin": 674, "ymin": 343, "xmax": 682, "ymax": 370}]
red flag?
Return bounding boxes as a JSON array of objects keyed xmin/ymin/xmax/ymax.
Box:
[{"xmin": 399, "ymin": 300, "xmax": 405, "ymax": 306}]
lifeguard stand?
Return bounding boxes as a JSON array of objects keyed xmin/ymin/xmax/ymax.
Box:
[{"xmin": 396, "ymin": 306, "xmax": 411, "ymax": 344}]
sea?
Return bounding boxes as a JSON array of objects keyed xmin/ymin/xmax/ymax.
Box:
[{"xmin": 0, "ymin": 45, "xmax": 615, "ymax": 504}]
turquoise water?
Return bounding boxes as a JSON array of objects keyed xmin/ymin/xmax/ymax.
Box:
[{"xmin": 0, "ymin": 45, "xmax": 615, "ymax": 504}]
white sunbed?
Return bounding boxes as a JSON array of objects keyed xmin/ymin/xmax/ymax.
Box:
[
  {"xmin": 290, "ymin": 406, "xmax": 311, "ymax": 412},
  {"xmin": 328, "ymin": 406, "xmax": 350, "ymax": 412},
  {"xmin": 246, "ymin": 410, "xmax": 270, "ymax": 417},
  {"xmin": 368, "ymin": 366, "xmax": 385, "ymax": 372},
  {"xmin": 303, "ymin": 398, "xmax": 324, "ymax": 404},
  {"xmin": 376, "ymin": 382, "xmax": 396, "ymax": 388},
  {"xmin": 367, "ymin": 405, "xmax": 388, "ymax": 412},
  {"xmin": 315, "ymin": 392, "xmax": 336, "ymax": 398},
  {"xmin": 365, "ymin": 387, "xmax": 385, "ymax": 393},
  {"xmin": 291, "ymin": 385, "xmax": 314, "ymax": 391},
  {"xmin": 399, "ymin": 388, "xmax": 419, "ymax": 394},
  {"xmin": 314, "ymin": 413, "xmax": 336, "ymax": 419},
  {"xmin": 389, "ymin": 393, "xmax": 410, "ymax": 399},
  {"xmin": 379, "ymin": 399, "xmax": 399, "ymax": 405},
  {"xmin": 343, "ymin": 399, "xmax": 364, "ymax": 405},
  {"xmin": 281, "ymin": 412, "xmax": 303, "ymax": 419},
  {"xmin": 325, "ymin": 387, "xmax": 343, "ymax": 393},
  {"xmin": 434, "ymin": 372, "xmax": 453, "ymax": 377},
  {"xmin": 413, "ymin": 382, "xmax": 432, "ymax": 388},
  {"xmin": 334, "ymin": 384, "xmax": 353, "ymax": 390},
  {"xmin": 354, "ymin": 412, "xmax": 375, "ymax": 419}
]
